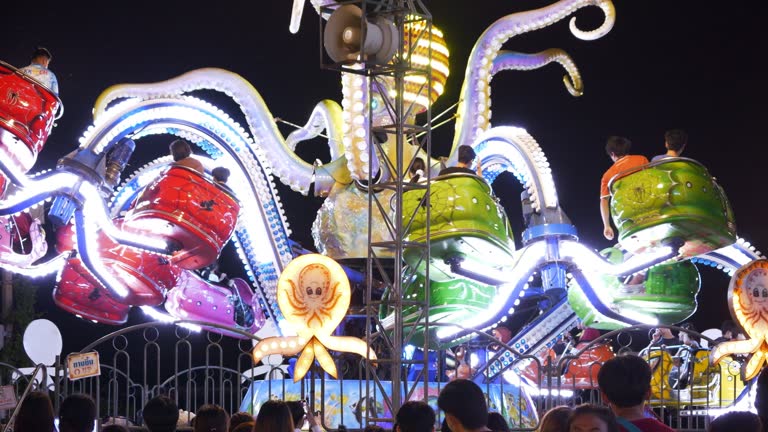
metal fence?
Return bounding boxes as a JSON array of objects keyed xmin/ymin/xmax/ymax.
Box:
[{"xmin": 1, "ymin": 322, "xmax": 754, "ymax": 431}]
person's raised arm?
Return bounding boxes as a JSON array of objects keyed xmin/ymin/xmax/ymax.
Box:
[{"xmin": 600, "ymin": 197, "xmax": 614, "ymax": 240}]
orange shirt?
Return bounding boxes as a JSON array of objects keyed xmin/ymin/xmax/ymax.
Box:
[
  {"xmin": 174, "ymin": 156, "xmax": 205, "ymax": 174},
  {"xmin": 600, "ymin": 155, "xmax": 649, "ymax": 198}
]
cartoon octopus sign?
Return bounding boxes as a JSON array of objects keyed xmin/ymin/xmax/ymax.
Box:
[
  {"xmin": 712, "ymin": 259, "xmax": 768, "ymax": 380},
  {"xmin": 252, "ymin": 254, "xmax": 376, "ymax": 381}
]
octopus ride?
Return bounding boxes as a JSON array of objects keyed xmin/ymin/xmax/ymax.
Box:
[{"xmin": 0, "ymin": 0, "xmax": 764, "ymax": 425}]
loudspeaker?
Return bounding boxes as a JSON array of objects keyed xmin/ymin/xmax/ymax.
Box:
[{"xmin": 323, "ymin": 4, "xmax": 399, "ymax": 64}]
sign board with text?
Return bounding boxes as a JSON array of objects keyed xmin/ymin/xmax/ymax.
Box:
[
  {"xmin": 0, "ymin": 385, "xmax": 17, "ymax": 410},
  {"xmin": 66, "ymin": 351, "xmax": 101, "ymax": 381}
]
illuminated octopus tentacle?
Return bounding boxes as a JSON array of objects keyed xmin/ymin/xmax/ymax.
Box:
[
  {"xmin": 451, "ymin": 0, "xmax": 615, "ymax": 159},
  {"xmin": 474, "ymin": 126, "xmax": 560, "ymax": 211},
  {"xmin": 92, "ymin": 68, "xmax": 339, "ymax": 195},
  {"xmin": 285, "ymin": 99, "xmax": 345, "ymax": 161},
  {"xmin": 341, "ymin": 71, "xmax": 377, "ymax": 181},
  {"xmin": 491, "ymin": 49, "xmax": 583, "ymax": 97},
  {"xmin": 316, "ymin": 334, "xmax": 378, "ymax": 362},
  {"xmin": 85, "ymin": 95, "xmax": 297, "ymax": 327},
  {"xmin": 692, "ymin": 237, "xmax": 763, "ymax": 276},
  {"xmin": 711, "ymin": 338, "xmax": 766, "ymax": 380},
  {"xmin": 252, "ymin": 336, "xmax": 304, "ymax": 363}
]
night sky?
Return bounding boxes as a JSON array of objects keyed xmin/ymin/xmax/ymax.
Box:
[{"xmin": 2, "ymin": 1, "xmax": 767, "ymax": 354}]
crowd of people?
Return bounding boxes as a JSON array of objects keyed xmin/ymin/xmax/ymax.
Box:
[{"xmin": 7, "ymin": 353, "xmax": 765, "ymax": 432}]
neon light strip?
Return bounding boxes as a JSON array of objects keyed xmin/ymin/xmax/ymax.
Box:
[
  {"xmin": 74, "ymin": 210, "xmax": 129, "ymax": 298},
  {"xmin": 560, "ymin": 240, "xmax": 674, "ymax": 276},
  {"xmin": 0, "ymin": 254, "xmax": 67, "ymax": 278},
  {"xmin": 437, "ymin": 242, "xmax": 546, "ymax": 340},
  {"xmin": 79, "ymin": 182, "xmax": 170, "ymax": 253},
  {"xmin": 140, "ymin": 306, "xmax": 202, "ymax": 332}
]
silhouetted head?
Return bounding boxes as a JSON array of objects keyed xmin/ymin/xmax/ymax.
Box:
[
  {"xmin": 708, "ymin": 411, "xmax": 762, "ymax": 432},
  {"xmin": 59, "ymin": 394, "xmax": 96, "ymax": 432},
  {"xmin": 567, "ymin": 404, "xmax": 620, "ymax": 432},
  {"xmin": 486, "ymin": 412, "xmax": 509, "ymax": 432},
  {"xmin": 212, "ymin": 166, "xmax": 231, "ymax": 184},
  {"xmin": 605, "ymin": 136, "xmax": 633, "ymax": 159},
  {"xmin": 437, "ymin": 379, "xmax": 487, "ymax": 431},
  {"xmin": 285, "ymin": 401, "xmax": 305, "ymax": 429},
  {"xmin": 170, "ymin": 139, "xmax": 193, "ymax": 161},
  {"xmin": 457, "ymin": 145, "xmax": 476, "ymax": 165},
  {"xmin": 15, "ymin": 391, "xmax": 55, "ymax": 432},
  {"xmin": 396, "ymin": 401, "xmax": 435, "ymax": 432},
  {"xmin": 537, "ymin": 406, "xmax": 571, "ymax": 432},
  {"xmin": 195, "ymin": 404, "xmax": 228, "ymax": 432},
  {"xmin": 31, "ymin": 47, "xmax": 52, "ymax": 66},
  {"xmin": 142, "ymin": 396, "xmax": 179, "ymax": 432},
  {"xmin": 664, "ymin": 129, "xmax": 688, "ymax": 153},
  {"xmin": 254, "ymin": 400, "xmax": 294, "ymax": 432},
  {"xmin": 597, "ymin": 354, "xmax": 651, "ymax": 408}
]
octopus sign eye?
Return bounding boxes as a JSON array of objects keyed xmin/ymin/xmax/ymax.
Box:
[{"xmin": 314, "ymin": 287, "xmax": 322, "ymax": 296}]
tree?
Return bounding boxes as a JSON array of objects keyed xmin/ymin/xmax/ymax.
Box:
[{"xmin": 0, "ymin": 273, "xmax": 42, "ymax": 367}]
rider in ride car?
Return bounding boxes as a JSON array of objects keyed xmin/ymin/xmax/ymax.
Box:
[
  {"xmin": 599, "ymin": 136, "xmax": 649, "ymax": 240},
  {"xmin": 19, "ymin": 47, "xmax": 59, "ymax": 94},
  {"xmin": 439, "ymin": 145, "xmax": 482, "ymax": 176},
  {"xmin": 169, "ymin": 139, "xmax": 204, "ymax": 173},
  {"xmin": 651, "ymin": 129, "xmax": 687, "ymax": 162}
]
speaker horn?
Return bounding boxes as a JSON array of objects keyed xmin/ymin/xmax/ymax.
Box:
[{"xmin": 324, "ymin": 4, "xmax": 399, "ymax": 64}]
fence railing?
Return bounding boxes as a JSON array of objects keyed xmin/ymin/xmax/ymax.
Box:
[{"xmin": 1, "ymin": 322, "xmax": 752, "ymax": 431}]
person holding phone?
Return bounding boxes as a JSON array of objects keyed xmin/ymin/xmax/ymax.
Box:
[{"xmin": 287, "ymin": 400, "xmax": 323, "ymax": 432}]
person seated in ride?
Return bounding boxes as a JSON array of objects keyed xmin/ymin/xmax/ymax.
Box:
[
  {"xmin": 645, "ymin": 327, "xmax": 682, "ymax": 355},
  {"xmin": 712, "ymin": 319, "xmax": 744, "ymax": 344},
  {"xmin": 651, "ymin": 129, "xmax": 687, "ymax": 162},
  {"xmin": 439, "ymin": 145, "xmax": 482, "ymax": 176},
  {"xmin": 211, "ymin": 166, "xmax": 236, "ymax": 195},
  {"xmin": 599, "ymin": 136, "xmax": 649, "ymax": 240},
  {"xmin": 211, "ymin": 166, "xmax": 230, "ymax": 185},
  {"xmin": 668, "ymin": 325, "xmax": 700, "ymax": 389},
  {"xmin": 575, "ymin": 320, "xmax": 602, "ymax": 347},
  {"xmin": 19, "ymin": 47, "xmax": 59, "ymax": 94},
  {"xmin": 409, "ymin": 157, "xmax": 426, "ymax": 182},
  {"xmin": 169, "ymin": 139, "xmax": 204, "ymax": 174},
  {"xmin": 491, "ymin": 322, "xmax": 513, "ymax": 347},
  {"xmin": 197, "ymin": 260, "xmax": 254, "ymax": 328}
]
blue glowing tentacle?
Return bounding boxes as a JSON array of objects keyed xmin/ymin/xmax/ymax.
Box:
[
  {"xmin": 474, "ymin": 126, "xmax": 559, "ymax": 212},
  {"xmin": 437, "ymin": 241, "xmax": 548, "ymax": 341},
  {"xmin": 450, "ymin": 0, "xmax": 615, "ymax": 162},
  {"xmin": 693, "ymin": 238, "xmax": 764, "ymax": 276},
  {"xmin": 90, "ymin": 97, "xmax": 294, "ymax": 332},
  {"xmin": 492, "ymin": 49, "xmax": 583, "ymax": 97}
]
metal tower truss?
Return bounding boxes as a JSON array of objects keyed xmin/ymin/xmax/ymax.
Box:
[{"xmin": 320, "ymin": 0, "xmax": 437, "ymax": 423}]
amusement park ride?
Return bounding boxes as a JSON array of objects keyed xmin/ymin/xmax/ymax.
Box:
[{"xmin": 1, "ymin": 0, "xmax": 766, "ymax": 426}]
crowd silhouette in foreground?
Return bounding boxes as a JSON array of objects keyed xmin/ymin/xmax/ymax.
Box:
[{"xmin": 6, "ymin": 350, "xmax": 768, "ymax": 432}]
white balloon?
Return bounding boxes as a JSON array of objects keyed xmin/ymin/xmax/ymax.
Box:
[{"xmin": 23, "ymin": 319, "xmax": 63, "ymax": 366}]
